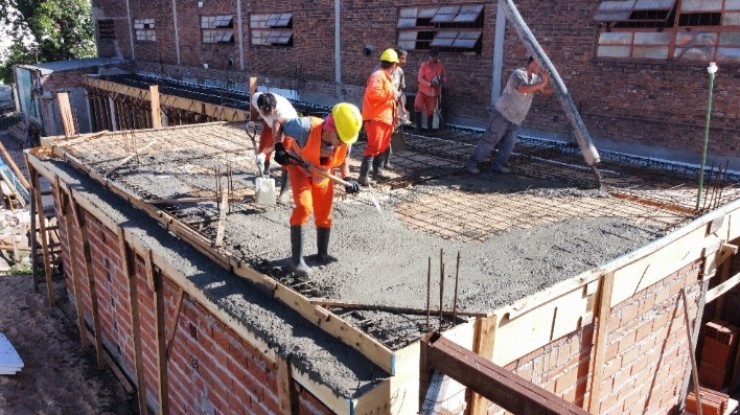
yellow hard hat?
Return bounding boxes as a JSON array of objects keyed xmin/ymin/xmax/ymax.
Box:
[
  {"xmin": 331, "ymin": 103, "xmax": 362, "ymax": 145},
  {"xmin": 379, "ymin": 48, "xmax": 399, "ymax": 63}
]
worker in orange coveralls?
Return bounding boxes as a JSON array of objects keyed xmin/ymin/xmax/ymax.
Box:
[
  {"xmin": 414, "ymin": 47, "xmax": 447, "ymax": 130},
  {"xmin": 358, "ymin": 48, "xmax": 401, "ymax": 186},
  {"xmin": 271, "ymin": 103, "xmax": 363, "ymax": 276}
]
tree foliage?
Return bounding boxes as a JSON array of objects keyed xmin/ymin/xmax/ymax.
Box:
[{"xmin": 0, "ymin": 0, "xmax": 96, "ymax": 83}]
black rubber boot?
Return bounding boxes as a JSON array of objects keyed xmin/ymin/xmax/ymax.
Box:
[
  {"xmin": 290, "ymin": 225, "xmax": 312, "ymax": 276},
  {"xmin": 372, "ymin": 153, "xmax": 391, "ymax": 182},
  {"xmin": 316, "ymin": 227, "xmax": 336, "ymax": 264},
  {"xmin": 263, "ymin": 160, "xmax": 271, "ymax": 177},
  {"xmin": 416, "ymin": 112, "xmax": 423, "ymax": 130},
  {"xmin": 277, "ymin": 169, "xmax": 291, "ymax": 204},
  {"xmin": 382, "ymin": 147, "xmax": 393, "ymax": 170},
  {"xmin": 358, "ymin": 156, "xmax": 373, "ymax": 186}
]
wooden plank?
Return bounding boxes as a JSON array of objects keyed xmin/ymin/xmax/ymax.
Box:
[
  {"xmin": 706, "ymin": 270, "xmax": 740, "ymax": 303},
  {"xmin": 30, "ymin": 166, "xmax": 56, "ymax": 307},
  {"xmin": 214, "ymin": 189, "xmax": 228, "ymax": 248},
  {"xmin": 150, "ymin": 260, "xmax": 169, "ymax": 415},
  {"xmin": 83, "ymin": 77, "xmax": 151, "ymax": 101},
  {"xmin": 680, "ymin": 289, "xmax": 704, "ymax": 415},
  {"xmin": 275, "ymin": 355, "xmax": 299, "ymax": 415},
  {"xmin": 149, "ymin": 85, "xmax": 162, "ymax": 129},
  {"xmin": 55, "ymin": 178, "xmax": 88, "ymax": 349},
  {"xmin": 117, "ymin": 227, "xmax": 149, "ymax": 415},
  {"xmin": 610, "ymin": 225, "xmax": 708, "ymax": 307},
  {"xmin": 104, "ymin": 140, "xmax": 158, "ymax": 177},
  {"xmin": 69, "ymin": 191, "xmax": 105, "ymax": 369},
  {"xmin": 0, "ymin": 140, "xmax": 30, "ymax": 190},
  {"xmin": 249, "ymin": 77, "xmax": 258, "ymax": 121},
  {"xmin": 422, "ymin": 332, "xmax": 591, "ymax": 415},
  {"xmin": 588, "ymin": 273, "xmax": 614, "ymax": 413},
  {"xmin": 273, "ymin": 283, "xmax": 395, "ymax": 375},
  {"xmin": 467, "ymin": 316, "xmax": 496, "ymax": 415},
  {"xmin": 56, "ymin": 92, "xmax": 76, "ymax": 138}
]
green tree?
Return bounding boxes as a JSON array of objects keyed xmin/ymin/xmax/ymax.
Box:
[{"xmin": 0, "ymin": 0, "xmax": 96, "ymax": 83}]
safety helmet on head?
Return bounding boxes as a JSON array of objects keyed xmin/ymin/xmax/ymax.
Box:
[
  {"xmin": 379, "ymin": 48, "xmax": 399, "ymax": 63},
  {"xmin": 331, "ymin": 103, "xmax": 362, "ymax": 145}
]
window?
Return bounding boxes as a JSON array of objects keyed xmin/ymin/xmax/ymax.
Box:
[
  {"xmin": 97, "ymin": 19, "xmax": 115, "ymax": 41},
  {"xmin": 250, "ymin": 13, "xmax": 293, "ymax": 46},
  {"xmin": 201, "ymin": 15, "xmax": 234, "ymax": 44},
  {"xmin": 397, "ymin": 4, "xmax": 484, "ymax": 53},
  {"xmin": 134, "ymin": 19, "xmax": 156, "ymax": 42},
  {"xmin": 594, "ymin": 0, "xmax": 740, "ymax": 63}
]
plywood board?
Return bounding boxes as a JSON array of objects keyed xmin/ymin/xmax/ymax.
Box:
[{"xmin": 0, "ymin": 333, "xmax": 23, "ymax": 372}]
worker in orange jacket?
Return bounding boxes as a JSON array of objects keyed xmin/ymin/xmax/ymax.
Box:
[
  {"xmin": 359, "ymin": 48, "xmax": 400, "ymax": 186},
  {"xmin": 415, "ymin": 47, "xmax": 447, "ymax": 130},
  {"xmin": 272, "ymin": 103, "xmax": 363, "ymax": 276}
]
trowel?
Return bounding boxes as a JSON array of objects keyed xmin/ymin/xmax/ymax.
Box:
[{"xmin": 245, "ymin": 121, "xmax": 276, "ymax": 205}]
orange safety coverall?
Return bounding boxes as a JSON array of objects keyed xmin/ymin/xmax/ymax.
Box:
[
  {"xmin": 361, "ymin": 69, "xmax": 396, "ymax": 157},
  {"xmin": 258, "ymin": 120, "xmax": 274, "ymax": 159},
  {"xmin": 415, "ymin": 61, "xmax": 447, "ymax": 117},
  {"xmin": 283, "ymin": 117, "xmax": 348, "ymax": 228}
]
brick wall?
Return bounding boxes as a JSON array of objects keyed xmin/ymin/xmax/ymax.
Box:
[
  {"xmin": 91, "ymin": 0, "xmax": 740, "ymax": 158},
  {"xmin": 53, "ymin": 193, "xmax": 334, "ymax": 414}
]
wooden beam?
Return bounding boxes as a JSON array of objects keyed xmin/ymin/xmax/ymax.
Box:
[
  {"xmin": 149, "ymin": 85, "xmax": 162, "ymax": 129},
  {"xmin": 104, "ymin": 140, "xmax": 158, "ymax": 177},
  {"xmin": 680, "ymin": 289, "xmax": 704, "ymax": 415},
  {"xmin": 117, "ymin": 228, "xmax": 149, "ymax": 415},
  {"xmin": 310, "ymin": 298, "xmax": 492, "ymax": 318},
  {"xmin": 706, "ymin": 270, "xmax": 740, "ymax": 303},
  {"xmin": 54, "ymin": 178, "xmax": 88, "ymax": 349},
  {"xmin": 29, "ymin": 166, "xmax": 56, "ymax": 307},
  {"xmin": 588, "ymin": 273, "xmax": 614, "ymax": 413},
  {"xmin": 150, "ymin": 254, "xmax": 169, "ymax": 415},
  {"xmin": 420, "ymin": 332, "xmax": 591, "ymax": 415},
  {"xmin": 0, "ymin": 141, "xmax": 30, "ymax": 190},
  {"xmin": 249, "ymin": 77, "xmax": 258, "ymax": 121},
  {"xmin": 69, "ymin": 192, "xmax": 105, "ymax": 368},
  {"xmin": 56, "ymin": 91, "xmax": 76, "ymax": 138},
  {"xmin": 275, "ymin": 355, "xmax": 299, "ymax": 415},
  {"xmin": 467, "ymin": 316, "xmax": 497, "ymax": 415}
]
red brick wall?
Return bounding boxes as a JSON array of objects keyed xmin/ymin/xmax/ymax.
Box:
[
  {"xmin": 54, "ymin": 194, "xmax": 334, "ymax": 414},
  {"xmin": 91, "ymin": 0, "xmax": 740, "ymax": 158}
]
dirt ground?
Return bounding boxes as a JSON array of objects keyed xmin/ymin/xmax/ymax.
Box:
[{"xmin": 0, "ymin": 273, "xmax": 134, "ymax": 415}]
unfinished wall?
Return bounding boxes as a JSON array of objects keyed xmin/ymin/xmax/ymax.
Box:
[{"xmin": 52, "ymin": 180, "xmax": 337, "ymax": 415}]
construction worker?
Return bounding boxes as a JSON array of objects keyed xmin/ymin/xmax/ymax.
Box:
[
  {"xmin": 272, "ymin": 103, "xmax": 363, "ymax": 276},
  {"xmin": 414, "ymin": 47, "xmax": 447, "ymax": 130},
  {"xmin": 251, "ymin": 91, "xmax": 298, "ymax": 203},
  {"xmin": 467, "ymin": 57, "xmax": 553, "ymax": 175},
  {"xmin": 358, "ymin": 48, "xmax": 401, "ymax": 186}
]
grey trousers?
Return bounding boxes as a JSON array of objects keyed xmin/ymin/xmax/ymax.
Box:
[{"xmin": 469, "ymin": 110, "xmax": 520, "ymax": 168}]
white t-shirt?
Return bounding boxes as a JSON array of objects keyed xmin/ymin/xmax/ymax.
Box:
[{"xmin": 250, "ymin": 92, "xmax": 298, "ymax": 128}]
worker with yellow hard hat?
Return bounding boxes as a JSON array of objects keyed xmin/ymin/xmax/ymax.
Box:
[
  {"xmin": 358, "ymin": 48, "xmax": 401, "ymax": 186},
  {"xmin": 272, "ymin": 103, "xmax": 362, "ymax": 275}
]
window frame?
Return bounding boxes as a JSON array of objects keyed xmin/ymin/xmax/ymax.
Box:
[
  {"xmin": 97, "ymin": 19, "xmax": 115, "ymax": 41},
  {"xmin": 250, "ymin": 13, "xmax": 294, "ymax": 47},
  {"xmin": 396, "ymin": 4, "xmax": 484, "ymax": 54},
  {"xmin": 134, "ymin": 18, "xmax": 156, "ymax": 43},
  {"xmin": 594, "ymin": 0, "xmax": 740, "ymax": 64},
  {"xmin": 201, "ymin": 15, "xmax": 235, "ymax": 45}
]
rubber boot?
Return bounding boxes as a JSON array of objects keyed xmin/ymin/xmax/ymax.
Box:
[
  {"xmin": 358, "ymin": 156, "xmax": 373, "ymax": 186},
  {"xmin": 382, "ymin": 147, "xmax": 393, "ymax": 171},
  {"xmin": 316, "ymin": 227, "xmax": 336, "ymax": 264},
  {"xmin": 420, "ymin": 114, "xmax": 429, "ymax": 131},
  {"xmin": 372, "ymin": 153, "xmax": 391, "ymax": 182},
  {"xmin": 277, "ymin": 169, "xmax": 291, "ymax": 204},
  {"xmin": 416, "ymin": 112, "xmax": 423, "ymax": 130},
  {"xmin": 263, "ymin": 160, "xmax": 271, "ymax": 177},
  {"xmin": 290, "ymin": 225, "xmax": 312, "ymax": 276}
]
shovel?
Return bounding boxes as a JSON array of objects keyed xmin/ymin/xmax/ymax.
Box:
[
  {"xmin": 244, "ymin": 121, "xmax": 276, "ymax": 205},
  {"xmin": 286, "ymin": 154, "xmax": 383, "ymax": 215}
]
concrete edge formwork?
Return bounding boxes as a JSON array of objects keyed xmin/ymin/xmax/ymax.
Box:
[{"xmin": 27, "ymin": 131, "xmax": 740, "ymax": 414}]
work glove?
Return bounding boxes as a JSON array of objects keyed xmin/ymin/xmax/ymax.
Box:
[
  {"xmin": 431, "ymin": 78, "xmax": 440, "ymax": 87},
  {"xmin": 255, "ymin": 153, "xmax": 266, "ymax": 172},
  {"xmin": 344, "ymin": 179, "xmax": 361, "ymax": 194},
  {"xmin": 273, "ymin": 142, "xmax": 291, "ymax": 166}
]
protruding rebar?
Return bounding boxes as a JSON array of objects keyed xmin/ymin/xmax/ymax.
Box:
[
  {"xmin": 453, "ymin": 252, "xmax": 460, "ymax": 322},
  {"xmin": 426, "ymin": 256, "xmax": 431, "ymax": 329},
  {"xmin": 439, "ymin": 249, "xmax": 444, "ymax": 331}
]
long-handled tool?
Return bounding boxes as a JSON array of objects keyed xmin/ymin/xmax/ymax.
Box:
[
  {"xmin": 244, "ymin": 121, "xmax": 276, "ymax": 205},
  {"xmin": 285, "ymin": 153, "xmax": 383, "ymax": 215}
]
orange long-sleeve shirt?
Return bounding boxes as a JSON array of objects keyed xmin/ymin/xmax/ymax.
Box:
[
  {"xmin": 417, "ymin": 61, "xmax": 447, "ymax": 97},
  {"xmin": 361, "ymin": 68, "xmax": 396, "ymax": 125}
]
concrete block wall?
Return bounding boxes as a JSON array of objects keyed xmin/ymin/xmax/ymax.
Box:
[{"xmin": 53, "ymin": 195, "xmax": 334, "ymax": 415}]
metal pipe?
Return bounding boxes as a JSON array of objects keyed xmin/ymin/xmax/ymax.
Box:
[
  {"xmin": 696, "ymin": 62, "xmax": 718, "ymax": 211},
  {"xmin": 498, "ymin": 0, "xmax": 600, "ymax": 167},
  {"xmin": 334, "ymin": 0, "xmax": 342, "ymax": 99}
]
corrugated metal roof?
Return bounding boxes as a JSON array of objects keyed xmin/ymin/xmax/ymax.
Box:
[{"xmin": 18, "ymin": 57, "xmax": 126, "ymax": 75}]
